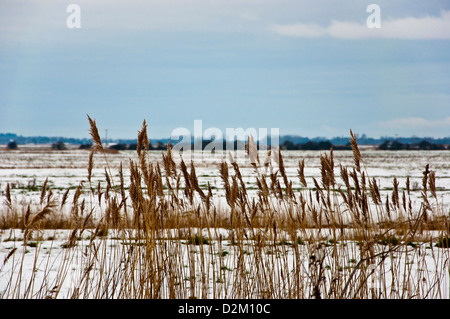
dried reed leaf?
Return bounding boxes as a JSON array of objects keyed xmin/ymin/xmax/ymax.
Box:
[
  {"xmin": 3, "ymin": 248, "xmax": 17, "ymax": 265},
  {"xmin": 4, "ymin": 183, "xmax": 12, "ymax": 209},
  {"xmin": 137, "ymin": 119, "xmax": 148, "ymax": 156},
  {"xmin": 247, "ymin": 134, "xmax": 259, "ymax": 165},
  {"xmin": 88, "ymin": 149, "xmax": 94, "ymax": 182},
  {"xmin": 428, "ymin": 170, "xmax": 437, "ymax": 198},
  {"xmin": 60, "ymin": 187, "xmax": 70, "ymax": 209},
  {"xmin": 87, "ymin": 114, "xmax": 103, "ymax": 151},
  {"xmin": 349, "ymin": 129, "xmax": 361, "ymax": 173},
  {"xmin": 298, "ymin": 159, "xmax": 307, "ymax": 188},
  {"xmin": 40, "ymin": 177, "xmax": 48, "ymax": 205}
]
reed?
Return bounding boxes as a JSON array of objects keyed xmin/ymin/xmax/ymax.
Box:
[{"xmin": 0, "ymin": 120, "xmax": 448, "ymax": 299}]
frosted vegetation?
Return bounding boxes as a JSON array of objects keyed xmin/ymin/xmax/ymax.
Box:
[{"xmin": 0, "ymin": 119, "xmax": 449, "ymax": 299}]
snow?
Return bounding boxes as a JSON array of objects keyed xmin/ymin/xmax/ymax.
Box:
[
  {"xmin": 0, "ymin": 148, "xmax": 449, "ymax": 298},
  {"xmin": 1, "ymin": 228, "xmax": 448, "ymax": 298}
]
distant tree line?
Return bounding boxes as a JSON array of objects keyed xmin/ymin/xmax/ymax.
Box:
[
  {"xmin": 3, "ymin": 132, "xmax": 450, "ymax": 151},
  {"xmin": 378, "ymin": 140, "xmax": 449, "ymax": 150},
  {"xmin": 280, "ymin": 139, "xmax": 449, "ymax": 151},
  {"xmin": 106, "ymin": 140, "xmax": 278, "ymax": 151},
  {"xmin": 52, "ymin": 141, "xmax": 67, "ymax": 150},
  {"xmin": 279, "ymin": 134, "xmax": 450, "ymax": 146},
  {"xmin": 6, "ymin": 138, "xmax": 448, "ymax": 152},
  {"xmin": 280, "ymin": 140, "xmax": 352, "ymax": 150},
  {"xmin": 105, "ymin": 140, "xmax": 352, "ymax": 151},
  {"xmin": 0, "ymin": 133, "xmax": 92, "ymax": 145},
  {"xmin": 6, "ymin": 141, "xmax": 18, "ymax": 150},
  {"xmin": 107, "ymin": 142, "xmax": 168, "ymax": 151}
]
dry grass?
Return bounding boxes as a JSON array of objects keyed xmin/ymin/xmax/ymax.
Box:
[{"xmin": 0, "ymin": 116, "xmax": 449, "ymax": 299}]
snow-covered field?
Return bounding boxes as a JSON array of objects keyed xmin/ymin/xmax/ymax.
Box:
[
  {"xmin": 1, "ymin": 147, "xmax": 449, "ymax": 206},
  {"xmin": 0, "ymin": 147, "xmax": 449, "ymax": 299},
  {"xmin": 1, "ymin": 227, "xmax": 449, "ymax": 299}
]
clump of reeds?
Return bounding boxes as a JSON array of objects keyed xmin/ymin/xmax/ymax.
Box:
[{"xmin": 0, "ymin": 119, "xmax": 448, "ymax": 299}]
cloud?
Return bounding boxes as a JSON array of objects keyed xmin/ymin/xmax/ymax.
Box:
[
  {"xmin": 373, "ymin": 117, "xmax": 450, "ymax": 137},
  {"xmin": 379, "ymin": 117, "xmax": 450, "ymax": 129},
  {"xmin": 353, "ymin": 117, "xmax": 450, "ymax": 138},
  {"xmin": 271, "ymin": 10, "xmax": 450, "ymax": 40},
  {"xmin": 271, "ymin": 23, "xmax": 326, "ymax": 38}
]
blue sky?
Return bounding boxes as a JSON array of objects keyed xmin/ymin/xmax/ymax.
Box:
[{"xmin": 1, "ymin": 0, "xmax": 450, "ymax": 140}]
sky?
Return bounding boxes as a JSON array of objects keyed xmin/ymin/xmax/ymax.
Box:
[{"xmin": 0, "ymin": 0, "xmax": 449, "ymax": 140}]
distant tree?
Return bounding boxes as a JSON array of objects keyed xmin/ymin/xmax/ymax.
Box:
[
  {"xmin": 109, "ymin": 143, "xmax": 127, "ymax": 151},
  {"xmin": 299, "ymin": 141, "xmax": 316, "ymax": 150},
  {"xmin": 390, "ymin": 141, "xmax": 404, "ymax": 150},
  {"xmin": 128, "ymin": 143, "xmax": 155, "ymax": 151},
  {"xmin": 153, "ymin": 141, "xmax": 167, "ymax": 150},
  {"xmin": 317, "ymin": 141, "xmax": 333, "ymax": 150},
  {"xmin": 378, "ymin": 141, "xmax": 390, "ymax": 150},
  {"xmin": 299, "ymin": 141, "xmax": 332, "ymax": 150},
  {"xmin": 417, "ymin": 140, "xmax": 445, "ymax": 150},
  {"xmin": 281, "ymin": 140, "xmax": 296, "ymax": 150},
  {"xmin": 378, "ymin": 140, "xmax": 405, "ymax": 150},
  {"xmin": 7, "ymin": 141, "xmax": 18, "ymax": 150},
  {"xmin": 52, "ymin": 141, "xmax": 66, "ymax": 150},
  {"xmin": 79, "ymin": 143, "xmax": 92, "ymax": 149},
  {"xmin": 333, "ymin": 143, "xmax": 352, "ymax": 150}
]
